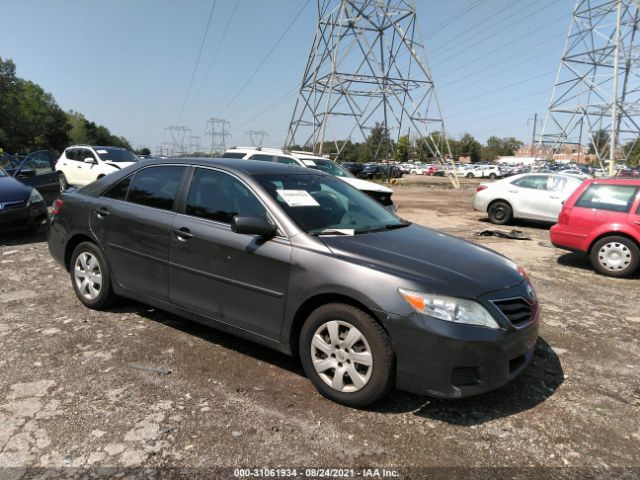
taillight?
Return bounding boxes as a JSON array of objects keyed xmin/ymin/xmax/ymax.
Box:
[
  {"xmin": 476, "ymin": 185, "xmax": 488, "ymax": 192},
  {"xmin": 51, "ymin": 199, "xmax": 64, "ymax": 216}
]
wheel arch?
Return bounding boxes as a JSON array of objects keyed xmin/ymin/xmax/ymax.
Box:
[
  {"xmin": 588, "ymin": 230, "xmax": 640, "ymax": 254},
  {"xmin": 64, "ymin": 234, "xmax": 98, "ymax": 271},
  {"xmin": 288, "ymin": 293, "xmax": 392, "ymax": 359},
  {"xmin": 487, "ymin": 198, "xmax": 513, "ymax": 213}
]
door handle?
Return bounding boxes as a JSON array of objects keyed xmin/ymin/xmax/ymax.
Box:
[
  {"xmin": 173, "ymin": 227, "xmax": 194, "ymax": 241},
  {"xmin": 94, "ymin": 207, "xmax": 110, "ymax": 217},
  {"xmin": 508, "ymin": 190, "xmax": 519, "ymax": 193}
]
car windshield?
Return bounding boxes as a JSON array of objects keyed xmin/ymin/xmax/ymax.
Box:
[
  {"xmin": 308, "ymin": 159, "xmax": 355, "ymax": 178},
  {"xmin": 0, "ymin": 167, "xmax": 7, "ymax": 177},
  {"xmin": 95, "ymin": 148, "xmax": 140, "ymax": 163},
  {"xmin": 1, "ymin": 153, "xmax": 19, "ymax": 170},
  {"xmin": 255, "ymin": 173, "xmax": 408, "ymax": 235}
]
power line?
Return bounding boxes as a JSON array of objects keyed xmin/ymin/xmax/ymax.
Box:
[
  {"xmin": 177, "ymin": 0, "xmax": 218, "ymax": 123},
  {"xmin": 188, "ymin": 0, "xmax": 241, "ymax": 114},
  {"xmin": 425, "ymin": 0, "xmax": 488, "ymax": 38},
  {"xmin": 218, "ymin": 0, "xmax": 312, "ymax": 117}
]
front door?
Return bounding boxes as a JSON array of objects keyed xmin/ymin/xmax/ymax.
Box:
[
  {"xmin": 15, "ymin": 151, "xmax": 60, "ymax": 203},
  {"xmin": 509, "ymin": 175, "xmax": 551, "ymax": 220},
  {"xmin": 169, "ymin": 167, "xmax": 291, "ymax": 340},
  {"xmin": 90, "ymin": 165, "xmax": 187, "ymax": 301}
]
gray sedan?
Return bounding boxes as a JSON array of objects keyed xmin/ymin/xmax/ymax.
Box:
[{"xmin": 48, "ymin": 158, "xmax": 539, "ymax": 407}]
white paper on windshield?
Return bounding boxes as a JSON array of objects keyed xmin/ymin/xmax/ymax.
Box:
[
  {"xmin": 276, "ymin": 190, "xmax": 319, "ymax": 207},
  {"xmin": 302, "ymin": 159, "xmax": 317, "ymax": 166},
  {"xmin": 97, "ymin": 149, "xmax": 109, "ymax": 154}
]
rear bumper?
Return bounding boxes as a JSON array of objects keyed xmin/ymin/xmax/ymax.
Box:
[
  {"xmin": 0, "ymin": 202, "xmax": 47, "ymax": 230},
  {"xmin": 550, "ymin": 225, "xmax": 589, "ymax": 253}
]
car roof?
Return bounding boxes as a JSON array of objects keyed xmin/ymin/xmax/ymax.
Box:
[
  {"xmin": 583, "ymin": 177, "xmax": 640, "ymax": 185},
  {"xmin": 138, "ymin": 157, "xmax": 329, "ymax": 176}
]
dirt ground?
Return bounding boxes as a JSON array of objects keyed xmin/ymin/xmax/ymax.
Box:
[{"xmin": 0, "ymin": 179, "xmax": 639, "ymax": 479}]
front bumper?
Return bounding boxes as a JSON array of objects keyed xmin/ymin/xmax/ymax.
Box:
[
  {"xmin": 0, "ymin": 201, "xmax": 47, "ymax": 230},
  {"xmin": 383, "ymin": 284, "xmax": 540, "ymax": 398}
]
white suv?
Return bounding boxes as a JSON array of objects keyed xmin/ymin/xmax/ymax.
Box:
[
  {"xmin": 222, "ymin": 147, "xmax": 397, "ymax": 211},
  {"xmin": 55, "ymin": 145, "xmax": 140, "ymax": 186}
]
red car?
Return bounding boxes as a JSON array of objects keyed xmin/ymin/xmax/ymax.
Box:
[{"xmin": 550, "ymin": 178, "xmax": 640, "ymax": 277}]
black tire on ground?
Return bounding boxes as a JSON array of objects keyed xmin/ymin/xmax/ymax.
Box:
[
  {"xmin": 466, "ymin": 172, "xmax": 475, "ymax": 179},
  {"xmin": 58, "ymin": 173, "xmax": 68, "ymax": 192},
  {"xmin": 589, "ymin": 236, "xmax": 640, "ymax": 278},
  {"xmin": 488, "ymin": 200, "xmax": 513, "ymax": 225},
  {"xmin": 69, "ymin": 241, "xmax": 116, "ymax": 309},
  {"xmin": 299, "ymin": 303, "xmax": 395, "ymax": 408},
  {"xmin": 489, "ymin": 173, "xmax": 497, "ymax": 179}
]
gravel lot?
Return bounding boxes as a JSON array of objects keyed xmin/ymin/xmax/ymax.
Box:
[{"xmin": 0, "ymin": 178, "xmax": 638, "ymax": 479}]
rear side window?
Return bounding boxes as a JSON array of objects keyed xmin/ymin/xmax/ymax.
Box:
[
  {"xmin": 103, "ymin": 176, "xmax": 132, "ymax": 201},
  {"xmin": 221, "ymin": 152, "xmax": 247, "ymax": 159},
  {"xmin": 249, "ymin": 154, "xmax": 275, "ymax": 162},
  {"xmin": 185, "ymin": 168, "xmax": 267, "ymax": 224},
  {"xmin": 274, "ymin": 156, "xmax": 299, "ymax": 166},
  {"xmin": 512, "ymin": 175, "xmax": 549, "ymax": 190},
  {"xmin": 128, "ymin": 166, "xmax": 186, "ymax": 211},
  {"xmin": 575, "ymin": 184, "xmax": 639, "ymax": 213}
]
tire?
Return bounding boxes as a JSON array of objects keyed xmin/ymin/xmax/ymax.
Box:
[
  {"xmin": 489, "ymin": 173, "xmax": 497, "ymax": 180},
  {"xmin": 299, "ymin": 303, "xmax": 395, "ymax": 408},
  {"xmin": 590, "ymin": 236, "xmax": 639, "ymax": 278},
  {"xmin": 69, "ymin": 241, "xmax": 115, "ymax": 309},
  {"xmin": 466, "ymin": 172, "xmax": 475, "ymax": 179},
  {"xmin": 58, "ymin": 173, "xmax": 68, "ymax": 192},
  {"xmin": 488, "ymin": 200, "xmax": 513, "ymax": 225}
]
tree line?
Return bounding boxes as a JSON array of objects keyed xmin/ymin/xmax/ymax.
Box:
[
  {"xmin": 0, "ymin": 57, "xmax": 133, "ymax": 155},
  {"xmin": 290, "ymin": 123, "xmax": 524, "ymax": 164}
]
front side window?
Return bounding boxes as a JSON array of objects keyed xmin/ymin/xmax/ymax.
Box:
[
  {"xmin": 79, "ymin": 149, "xmax": 95, "ymax": 162},
  {"xmin": 221, "ymin": 152, "xmax": 247, "ymax": 159},
  {"xmin": 21, "ymin": 151, "xmax": 53, "ymax": 175},
  {"xmin": 512, "ymin": 175, "xmax": 549, "ymax": 190},
  {"xmin": 255, "ymin": 173, "xmax": 405, "ymax": 235},
  {"xmin": 309, "ymin": 159, "xmax": 355, "ymax": 178},
  {"xmin": 575, "ymin": 184, "xmax": 639, "ymax": 213},
  {"xmin": 274, "ymin": 156, "xmax": 299, "ymax": 166},
  {"xmin": 186, "ymin": 168, "xmax": 267, "ymax": 224},
  {"xmin": 128, "ymin": 166, "xmax": 186, "ymax": 210},
  {"xmin": 65, "ymin": 149, "xmax": 79, "ymax": 161}
]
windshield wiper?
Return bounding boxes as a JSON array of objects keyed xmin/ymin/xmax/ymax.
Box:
[
  {"xmin": 355, "ymin": 220, "xmax": 412, "ymax": 234},
  {"xmin": 312, "ymin": 228, "xmax": 355, "ymax": 236}
]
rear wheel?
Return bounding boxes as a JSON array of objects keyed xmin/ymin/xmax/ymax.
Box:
[
  {"xmin": 489, "ymin": 172, "xmax": 497, "ymax": 179},
  {"xmin": 466, "ymin": 172, "xmax": 475, "ymax": 179},
  {"xmin": 590, "ymin": 236, "xmax": 639, "ymax": 277},
  {"xmin": 488, "ymin": 201, "xmax": 513, "ymax": 225},
  {"xmin": 70, "ymin": 242, "xmax": 115, "ymax": 309},
  {"xmin": 299, "ymin": 304, "xmax": 394, "ymax": 408}
]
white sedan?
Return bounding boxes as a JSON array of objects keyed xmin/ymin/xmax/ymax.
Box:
[{"xmin": 473, "ymin": 173, "xmax": 584, "ymax": 224}]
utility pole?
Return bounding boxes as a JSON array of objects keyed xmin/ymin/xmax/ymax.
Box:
[
  {"xmin": 285, "ymin": 0, "xmax": 459, "ymax": 188},
  {"xmin": 538, "ymin": 0, "xmax": 640, "ymax": 173},
  {"xmin": 165, "ymin": 126, "xmax": 191, "ymax": 156},
  {"xmin": 245, "ymin": 130, "xmax": 270, "ymax": 148},
  {"xmin": 528, "ymin": 113, "xmax": 541, "ymax": 157},
  {"xmin": 206, "ymin": 118, "xmax": 231, "ymax": 155}
]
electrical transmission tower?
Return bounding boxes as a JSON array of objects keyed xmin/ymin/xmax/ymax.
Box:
[
  {"xmin": 245, "ymin": 130, "xmax": 270, "ymax": 147},
  {"xmin": 285, "ymin": 0, "xmax": 458, "ymax": 187},
  {"xmin": 538, "ymin": 0, "xmax": 640, "ymax": 174},
  {"xmin": 207, "ymin": 118, "xmax": 232, "ymax": 155},
  {"xmin": 165, "ymin": 126, "xmax": 191, "ymax": 156},
  {"xmin": 188, "ymin": 135, "xmax": 202, "ymax": 154}
]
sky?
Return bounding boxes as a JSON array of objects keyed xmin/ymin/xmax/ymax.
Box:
[{"xmin": 0, "ymin": 0, "xmax": 573, "ymax": 152}]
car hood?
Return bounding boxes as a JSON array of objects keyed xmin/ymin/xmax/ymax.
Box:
[
  {"xmin": 103, "ymin": 161, "xmax": 136, "ymax": 170},
  {"xmin": 340, "ymin": 176, "xmax": 393, "ymax": 193},
  {"xmin": 0, "ymin": 176, "xmax": 31, "ymax": 202},
  {"xmin": 320, "ymin": 224, "xmax": 524, "ymax": 298}
]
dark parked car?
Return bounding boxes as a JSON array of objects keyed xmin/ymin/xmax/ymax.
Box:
[
  {"xmin": 1, "ymin": 150, "xmax": 65, "ymax": 204},
  {"xmin": 0, "ymin": 167, "xmax": 48, "ymax": 232},
  {"xmin": 48, "ymin": 158, "xmax": 539, "ymax": 407},
  {"xmin": 340, "ymin": 162, "xmax": 364, "ymax": 176}
]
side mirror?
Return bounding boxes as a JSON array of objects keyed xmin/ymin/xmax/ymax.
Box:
[
  {"xmin": 84, "ymin": 157, "xmax": 96, "ymax": 164},
  {"xmin": 16, "ymin": 168, "xmax": 36, "ymax": 178},
  {"xmin": 231, "ymin": 215, "xmax": 276, "ymax": 238}
]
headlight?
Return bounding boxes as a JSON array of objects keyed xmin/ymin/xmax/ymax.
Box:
[
  {"xmin": 398, "ymin": 288, "xmax": 501, "ymax": 329},
  {"xmin": 28, "ymin": 188, "xmax": 44, "ymax": 206}
]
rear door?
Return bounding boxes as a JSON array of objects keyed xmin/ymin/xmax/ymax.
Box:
[
  {"xmin": 14, "ymin": 151, "xmax": 59, "ymax": 203},
  {"xmin": 90, "ymin": 165, "xmax": 188, "ymax": 301},
  {"xmin": 509, "ymin": 175, "xmax": 551, "ymax": 220},
  {"xmin": 627, "ymin": 190, "xmax": 640, "ymax": 236},
  {"xmin": 546, "ymin": 176, "xmax": 582, "ymax": 222},
  {"xmin": 169, "ymin": 167, "xmax": 291, "ymax": 340}
]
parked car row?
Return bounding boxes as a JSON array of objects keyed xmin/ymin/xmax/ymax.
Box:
[{"xmin": 474, "ymin": 172, "xmax": 640, "ymax": 277}]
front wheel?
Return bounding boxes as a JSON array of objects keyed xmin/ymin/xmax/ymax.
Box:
[
  {"xmin": 58, "ymin": 172, "xmax": 68, "ymax": 192},
  {"xmin": 299, "ymin": 304, "xmax": 394, "ymax": 408},
  {"xmin": 590, "ymin": 236, "xmax": 639, "ymax": 277},
  {"xmin": 489, "ymin": 172, "xmax": 497, "ymax": 179},
  {"xmin": 70, "ymin": 242, "xmax": 116, "ymax": 309},
  {"xmin": 466, "ymin": 172, "xmax": 475, "ymax": 179}
]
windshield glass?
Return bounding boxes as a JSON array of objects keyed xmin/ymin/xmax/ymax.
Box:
[
  {"xmin": 1, "ymin": 153, "xmax": 19, "ymax": 170},
  {"xmin": 0, "ymin": 167, "xmax": 7, "ymax": 177},
  {"xmin": 95, "ymin": 148, "xmax": 140, "ymax": 163},
  {"xmin": 309, "ymin": 159, "xmax": 355, "ymax": 178},
  {"xmin": 255, "ymin": 173, "xmax": 407, "ymax": 235}
]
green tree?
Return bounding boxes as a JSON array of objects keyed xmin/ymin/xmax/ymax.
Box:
[
  {"xmin": 455, "ymin": 133, "xmax": 482, "ymax": 163},
  {"xmin": 395, "ymin": 135, "xmax": 410, "ymax": 163},
  {"xmin": 589, "ymin": 130, "xmax": 610, "ymax": 155},
  {"xmin": 137, "ymin": 147, "xmax": 151, "ymax": 155},
  {"xmin": 624, "ymin": 139, "xmax": 640, "ymax": 167}
]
